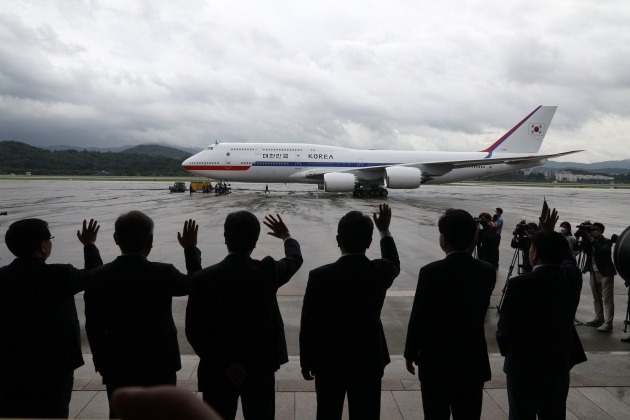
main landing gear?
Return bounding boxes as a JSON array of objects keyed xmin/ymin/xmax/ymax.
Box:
[{"xmin": 352, "ymin": 184, "xmax": 388, "ymax": 198}]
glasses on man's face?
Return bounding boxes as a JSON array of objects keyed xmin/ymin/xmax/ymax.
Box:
[{"xmin": 49, "ymin": 236, "xmax": 55, "ymax": 243}]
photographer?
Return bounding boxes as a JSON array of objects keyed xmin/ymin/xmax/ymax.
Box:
[
  {"xmin": 476, "ymin": 213, "xmax": 500, "ymax": 268},
  {"xmin": 576, "ymin": 222, "xmax": 617, "ymax": 332},
  {"xmin": 510, "ymin": 222, "xmax": 538, "ymax": 273}
]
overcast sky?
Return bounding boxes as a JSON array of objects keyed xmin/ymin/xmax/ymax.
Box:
[{"xmin": 1, "ymin": 1, "xmax": 629, "ymax": 163}]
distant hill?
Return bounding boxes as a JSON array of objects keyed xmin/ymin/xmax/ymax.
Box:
[
  {"xmin": 543, "ymin": 159, "xmax": 630, "ymax": 174},
  {"xmin": 0, "ymin": 140, "xmax": 188, "ymax": 176},
  {"xmin": 44, "ymin": 143, "xmax": 200, "ymax": 156},
  {"xmin": 45, "ymin": 144, "xmax": 133, "ymax": 153},
  {"xmin": 121, "ymin": 144, "xmax": 193, "ymax": 159}
]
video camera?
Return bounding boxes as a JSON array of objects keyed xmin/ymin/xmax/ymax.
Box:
[
  {"xmin": 574, "ymin": 220, "xmax": 593, "ymax": 239},
  {"xmin": 513, "ymin": 220, "xmax": 528, "ymax": 237}
]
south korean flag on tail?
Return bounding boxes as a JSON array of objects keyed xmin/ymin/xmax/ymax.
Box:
[{"xmin": 529, "ymin": 123, "xmax": 545, "ymax": 136}]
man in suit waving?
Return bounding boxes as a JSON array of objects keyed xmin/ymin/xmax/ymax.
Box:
[
  {"xmin": 300, "ymin": 203, "xmax": 400, "ymax": 420},
  {"xmin": 186, "ymin": 211, "xmax": 302, "ymax": 420},
  {"xmin": 85, "ymin": 211, "xmax": 201, "ymax": 419}
]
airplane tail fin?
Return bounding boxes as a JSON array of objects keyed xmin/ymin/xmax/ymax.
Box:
[{"xmin": 481, "ymin": 106, "xmax": 557, "ymax": 154}]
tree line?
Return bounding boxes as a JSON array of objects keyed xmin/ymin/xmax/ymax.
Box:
[
  {"xmin": 484, "ymin": 170, "xmax": 629, "ymax": 184},
  {"xmin": 0, "ymin": 141, "xmax": 190, "ymax": 176}
]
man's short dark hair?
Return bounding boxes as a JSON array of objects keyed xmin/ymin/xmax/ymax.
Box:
[
  {"xmin": 224, "ymin": 211, "xmax": 260, "ymax": 253},
  {"xmin": 438, "ymin": 209, "xmax": 477, "ymax": 251},
  {"xmin": 593, "ymin": 222, "xmax": 605, "ymax": 232},
  {"xmin": 115, "ymin": 210, "xmax": 154, "ymax": 254},
  {"xmin": 495, "ymin": 208, "xmax": 503, "ymax": 214},
  {"xmin": 530, "ymin": 230, "xmax": 569, "ymax": 265},
  {"xmin": 5, "ymin": 218, "xmax": 51, "ymax": 257},
  {"xmin": 337, "ymin": 211, "xmax": 374, "ymax": 253}
]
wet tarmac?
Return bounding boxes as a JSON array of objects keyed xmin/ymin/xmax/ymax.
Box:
[{"xmin": 1, "ymin": 180, "xmax": 629, "ymax": 357}]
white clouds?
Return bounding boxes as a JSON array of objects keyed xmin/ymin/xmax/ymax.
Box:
[{"xmin": 1, "ymin": 0, "xmax": 629, "ymax": 163}]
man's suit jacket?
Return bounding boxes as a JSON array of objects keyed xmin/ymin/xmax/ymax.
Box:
[
  {"xmin": 496, "ymin": 264, "xmax": 586, "ymax": 376},
  {"xmin": 582, "ymin": 236, "xmax": 617, "ymax": 277},
  {"xmin": 404, "ymin": 252, "xmax": 496, "ymax": 383},
  {"xmin": 478, "ymin": 227, "xmax": 500, "ymax": 266},
  {"xmin": 185, "ymin": 238, "xmax": 302, "ymax": 388},
  {"xmin": 84, "ymin": 247, "xmax": 201, "ymax": 381},
  {"xmin": 0, "ymin": 245, "xmax": 102, "ymax": 381},
  {"xmin": 300, "ymin": 236, "xmax": 400, "ymax": 377}
]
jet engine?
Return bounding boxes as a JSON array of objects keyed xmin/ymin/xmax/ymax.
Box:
[
  {"xmin": 323, "ymin": 172, "xmax": 356, "ymax": 192},
  {"xmin": 384, "ymin": 166, "xmax": 423, "ymax": 189}
]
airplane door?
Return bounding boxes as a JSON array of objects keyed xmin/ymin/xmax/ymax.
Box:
[
  {"xmin": 252, "ymin": 145, "xmax": 261, "ymax": 174},
  {"xmin": 225, "ymin": 153, "xmax": 231, "ymax": 170},
  {"xmin": 357, "ymin": 159, "xmax": 363, "ymax": 168},
  {"xmin": 295, "ymin": 153, "xmax": 301, "ymax": 171}
]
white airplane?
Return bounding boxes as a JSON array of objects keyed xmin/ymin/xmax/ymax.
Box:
[{"xmin": 182, "ymin": 105, "xmax": 581, "ymax": 196}]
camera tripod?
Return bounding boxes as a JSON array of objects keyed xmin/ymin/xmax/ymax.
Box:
[
  {"xmin": 572, "ymin": 250, "xmax": 588, "ymax": 326},
  {"xmin": 575, "ymin": 250, "xmax": 587, "ymax": 273},
  {"xmin": 496, "ymin": 247, "xmax": 526, "ymax": 312}
]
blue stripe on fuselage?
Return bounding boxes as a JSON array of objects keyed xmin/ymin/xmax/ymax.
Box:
[{"xmin": 252, "ymin": 161, "xmax": 396, "ymax": 168}]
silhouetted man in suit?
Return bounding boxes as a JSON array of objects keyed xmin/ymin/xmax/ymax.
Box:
[
  {"xmin": 84, "ymin": 211, "xmax": 201, "ymax": 419},
  {"xmin": 405, "ymin": 209, "xmax": 496, "ymax": 420},
  {"xmin": 0, "ymin": 218, "xmax": 101, "ymax": 419},
  {"xmin": 186, "ymin": 211, "xmax": 302, "ymax": 420},
  {"xmin": 497, "ymin": 210, "xmax": 586, "ymax": 420},
  {"xmin": 300, "ymin": 203, "xmax": 399, "ymax": 420},
  {"xmin": 477, "ymin": 212, "xmax": 500, "ymax": 268},
  {"xmin": 578, "ymin": 222, "xmax": 617, "ymax": 332}
]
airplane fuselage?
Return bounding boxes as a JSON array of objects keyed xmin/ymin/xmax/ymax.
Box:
[
  {"xmin": 182, "ymin": 143, "xmax": 545, "ymax": 186},
  {"xmin": 180, "ymin": 106, "xmax": 578, "ymax": 193}
]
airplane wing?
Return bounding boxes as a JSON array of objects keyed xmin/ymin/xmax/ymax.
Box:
[
  {"xmin": 300, "ymin": 150, "xmax": 583, "ymax": 180},
  {"xmin": 403, "ymin": 150, "xmax": 584, "ymax": 177}
]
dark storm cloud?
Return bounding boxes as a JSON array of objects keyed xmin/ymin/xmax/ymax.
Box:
[{"xmin": 1, "ymin": 1, "xmax": 629, "ymax": 161}]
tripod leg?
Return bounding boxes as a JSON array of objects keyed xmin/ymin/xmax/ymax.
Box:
[
  {"xmin": 497, "ymin": 248, "xmax": 520, "ymax": 312},
  {"xmin": 625, "ymin": 296, "xmax": 630, "ymax": 333},
  {"xmin": 497, "ymin": 280, "xmax": 508, "ymax": 312}
]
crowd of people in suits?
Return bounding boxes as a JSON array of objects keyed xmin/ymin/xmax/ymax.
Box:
[{"xmin": 0, "ymin": 202, "xmax": 623, "ymax": 420}]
